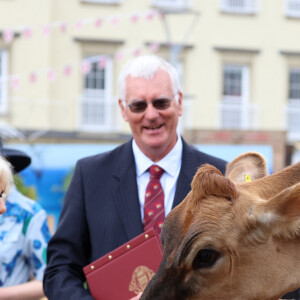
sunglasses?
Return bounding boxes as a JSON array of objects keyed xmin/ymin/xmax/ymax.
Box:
[{"xmin": 127, "ymin": 97, "xmax": 173, "ymax": 113}]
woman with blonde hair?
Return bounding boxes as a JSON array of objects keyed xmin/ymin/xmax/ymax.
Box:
[{"xmin": 0, "ymin": 155, "xmax": 13, "ymax": 214}]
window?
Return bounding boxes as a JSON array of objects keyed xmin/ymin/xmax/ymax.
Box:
[
  {"xmin": 289, "ymin": 68, "xmax": 300, "ymax": 100},
  {"xmin": 219, "ymin": 64, "xmax": 257, "ymax": 129},
  {"xmin": 285, "ymin": 0, "xmax": 300, "ymax": 17},
  {"xmin": 223, "ymin": 65, "xmax": 249, "ymax": 101},
  {"xmin": 151, "ymin": 0, "xmax": 193, "ymax": 11},
  {"xmin": 219, "ymin": 0, "xmax": 260, "ymax": 14},
  {"xmin": 0, "ymin": 49, "xmax": 8, "ymax": 114},
  {"xmin": 79, "ymin": 55, "xmax": 116, "ymax": 131},
  {"xmin": 286, "ymin": 68, "xmax": 300, "ymax": 140}
]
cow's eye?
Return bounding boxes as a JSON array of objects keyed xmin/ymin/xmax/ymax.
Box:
[{"xmin": 192, "ymin": 249, "xmax": 220, "ymax": 269}]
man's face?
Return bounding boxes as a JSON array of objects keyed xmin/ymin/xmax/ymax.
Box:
[{"xmin": 119, "ymin": 69, "xmax": 183, "ymax": 162}]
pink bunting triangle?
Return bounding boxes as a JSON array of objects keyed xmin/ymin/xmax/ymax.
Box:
[
  {"xmin": 29, "ymin": 72, "xmax": 37, "ymax": 83},
  {"xmin": 3, "ymin": 29, "xmax": 14, "ymax": 44},
  {"xmin": 82, "ymin": 61, "xmax": 91, "ymax": 75},
  {"xmin": 23, "ymin": 27, "xmax": 33, "ymax": 39},
  {"xmin": 11, "ymin": 76, "xmax": 20, "ymax": 90},
  {"xmin": 63, "ymin": 65, "xmax": 72, "ymax": 77}
]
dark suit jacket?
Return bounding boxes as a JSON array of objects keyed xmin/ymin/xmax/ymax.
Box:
[{"xmin": 43, "ymin": 138, "xmax": 227, "ymax": 299}]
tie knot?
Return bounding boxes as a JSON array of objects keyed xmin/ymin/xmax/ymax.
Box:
[{"xmin": 149, "ymin": 165, "xmax": 164, "ymax": 180}]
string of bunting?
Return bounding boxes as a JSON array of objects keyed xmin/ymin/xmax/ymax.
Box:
[
  {"xmin": 0, "ymin": 42, "xmax": 161, "ymax": 90},
  {"xmin": 0, "ymin": 9, "xmax": 164, "ymax": 89},
  {"xmin": 1, "ymin": 10, "xmax": 162, "ymax": 44}
]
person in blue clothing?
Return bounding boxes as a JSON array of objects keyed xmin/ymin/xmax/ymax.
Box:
[
  {"xmin": 0, "ymin": 138, "xmax": 51, "ymax": 300},
  {"xmin": 0, "ymin": 155, "xmax": 13, "ymax": 215}
]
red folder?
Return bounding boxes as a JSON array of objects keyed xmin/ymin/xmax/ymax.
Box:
[{"xmin": 83, "ymin": 228, "xmax": 163, "ymax": 300}]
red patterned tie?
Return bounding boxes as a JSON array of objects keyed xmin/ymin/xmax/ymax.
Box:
[{"xmin": 143, "ymin": 165, "xmax": 165, "ymax": 234}]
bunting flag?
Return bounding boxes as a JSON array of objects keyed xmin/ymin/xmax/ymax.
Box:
[
  {"xmin": 133, "ymin": 47, "xmax": 141, "ymax": 57},
  {"xmin": 23, "ymin": 27, "xmax": 33, "ymax": 39},
  {"xmin": 11, "ymin": 76, "xmax": 20, "ymax": 90},
  {"xmin": 60, "ymin": 22, "xmax": 68, "ymax": 33},
  {"xmin": 82, "ymin": 61, "xmax": 91, "ymax": 75},
  {"xmin": 42, "ymin": 24, "xmax": 51, "ymax": 37},
  {"xmin": 131, "ymin": 14, "xmax": 139, "ymax": 23},
  {"xmin": 95, "ymin": 18, "xmax": 103, "ymax": 28},
  {"xmin": 110, "ymin": 15, "xmax": 120, "ymax": 25},
  {"xmin": 47, "ymin": 69, "xmax": 56, "ymax": 83},
  {"xmin": 75, "ymin": 20, "xmax": 84, "ymax": 30},
  {"xmin": 98, "ymin": 57, "xmax": 107, "ymax": 69},
  {"xmin": 63, "ymin": 65, "xmax": 72, "ymax": 77},
  {"xmin": 3, "ymin": 29, "xmax": 14, "ymax": 44},
  {"xmin": 29, "ymin": 72, "xmax": 37, "ymax": 83}
]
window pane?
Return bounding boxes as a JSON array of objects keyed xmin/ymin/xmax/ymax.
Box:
[
  {"xmin": 287, "ymin": 0, "xmax": 300, "ymax": 11},
  {"xmin": 227, "ymin": 0, "xmax": 247, "ymax": 8},
  {"xmin": 220, "ymin": 0, "xmax": 259, "ymax": 13},
  {"xmin": 223, "ymin": 67, "xmax": 242, "ymax": 97},
  {"xmin": 289, "ymin": 69, "xmax": 300, "ymax": 99},
  {"xmin": 84, "ymin": 61, "xmax": 106, "ymax": 91},
  {"xmin": 80, "ymin": 55, "xmax": 112, "ymax": 129}
]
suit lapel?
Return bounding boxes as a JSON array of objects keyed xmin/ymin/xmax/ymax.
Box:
[
  {"xmin": 111, "ymin": 141, "xmax": 143, "ymax": 240},
  {"xmin": 172, "ymin": 139, "xmax": 199, "ymax": 209},
  {"xmin": 110, "ymin": 139, "xmax": 201, "ymax": 238}
]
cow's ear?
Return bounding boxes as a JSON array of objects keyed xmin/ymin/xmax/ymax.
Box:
[
  {"xmin": 253, "ymin": 183, "xmax": 300, "ymax": 238},
  {"xmin": 191, "ymin": 164, "xmax": 237, "ymax": 200},
  {"xmin": 225, "ymin": 152, "xmax": 268, "ymax": 183}
]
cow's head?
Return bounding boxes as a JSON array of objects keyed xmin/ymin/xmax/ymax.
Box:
[{"xmin": 141, "ymin": 152, "xmax": 300, "ymax": 300}]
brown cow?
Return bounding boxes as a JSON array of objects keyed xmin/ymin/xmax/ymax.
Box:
[{"xmin": 141, "ymin": 152, "xmax": 300, "ymax": 300}]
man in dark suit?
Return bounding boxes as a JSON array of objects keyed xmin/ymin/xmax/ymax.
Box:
[{"xmin": 43, "ymin": 55, "xmax": 227, "ymax": 299}]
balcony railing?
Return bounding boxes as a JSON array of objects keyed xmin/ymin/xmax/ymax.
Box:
[
  {"xmin": 220, "ymin": 0, "xmax": 260, "ymax": 14},
  {"xmin": 151, "ymin": 0, "xmax": 193, "ymax": 11},
  {"xmin": 286, "ymin": 101, "xmax": 300, "ymax": 141},
  {"xmin": 218, "ymin": 100, "xmax": 258, "ymax": 130},
  {"xmin": 285, "ymin": 0, "xmax": 300, "ymax": 18},
  {"xmin": 78, "ymin": 92, "xmax": 121, "ymax": 132}
]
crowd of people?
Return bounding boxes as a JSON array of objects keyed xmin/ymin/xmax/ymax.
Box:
[{"xmin": 0, "ymin": 55, "xmax": 298, "ymax": 299}]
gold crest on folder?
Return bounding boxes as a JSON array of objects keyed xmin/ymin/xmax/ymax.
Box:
[{"xmin": 129, "ymin": 265, "xmax": 155, "ymax": 295}]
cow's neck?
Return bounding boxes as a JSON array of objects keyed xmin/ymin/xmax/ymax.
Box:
[{"xmin": 274, "ymin": 238, "xmax": 300, "ymax": 297}]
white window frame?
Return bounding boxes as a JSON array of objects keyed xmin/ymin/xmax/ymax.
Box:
[
  {"xmin": 288, "ymin": 68, "xmax": 300, "ymax": 101},
  {"xmin": 285, "ymin": 0, "xmax": 300, "ymax": 18},
  {"xmin": 285, "ymin": 68, "xmax": 300, "ymax": 141},
  {"xmin": 0, "ymin": 49, "xmax": 8, "ymax": 114},
  {"xmin": 151, "ymin": 0, "xmax": 194, "ymax": 11},
  {"xmin": 219, "ymin": 64, "xmax": 258, "ymax": 129},
  {"xmin": 219, "ymin": 0, "xmax": 260, "ymax": 14},
  {"xmin": 223, "ymin": 64, "xmax": 249, "ymax": 104},
  {"xmin": 78, "ymin": 55, "xmax": 116, "ymax": 131}
]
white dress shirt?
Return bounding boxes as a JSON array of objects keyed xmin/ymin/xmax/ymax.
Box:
[{"xmin": 132, "ymin": 136, "xmax": 183, "ymax": 221}]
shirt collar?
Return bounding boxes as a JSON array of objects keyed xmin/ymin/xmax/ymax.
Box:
[{"xmin": 132, "ymin": 135, "xmax": 183, "ymax": 177}]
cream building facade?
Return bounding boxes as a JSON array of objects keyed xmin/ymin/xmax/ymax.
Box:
[{"xmin": 1, "ymin": 0, "xmax": 300, "ymax": 169}]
